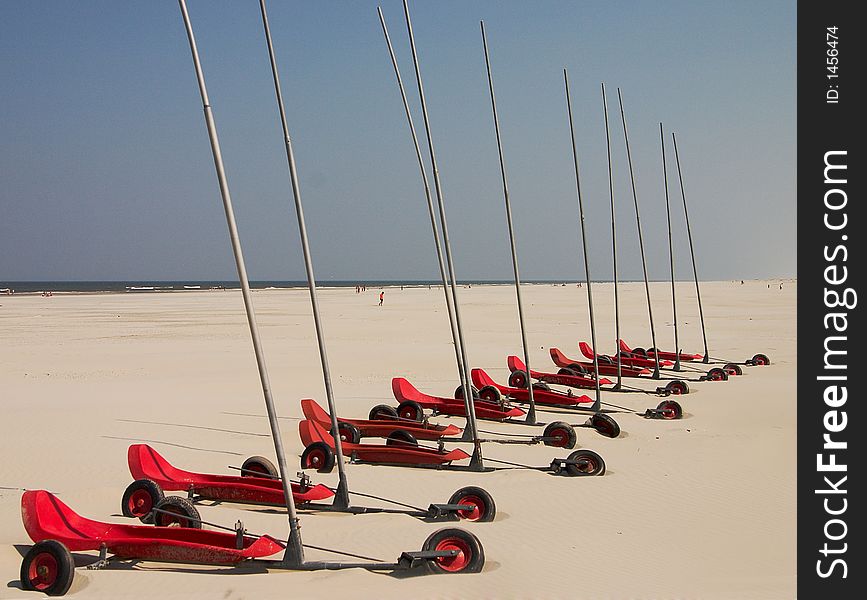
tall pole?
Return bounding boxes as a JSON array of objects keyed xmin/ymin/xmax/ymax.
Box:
[
  {"xmin": 672, "ymin": 132, "xmax": 710, "ymax": 362},
  {"xmin": 617, "ymin": 88, "xmax": 661, "ymax": 378},
  {"xmin": 258, "ymin": 0, "xmax": 349, "ymax": 509},
  {"xmin": 602, "ymin": 83, "xmax": 622, "ymax": 388},
  {"xmin": 177, "ymin": 0, "xmax": 303, "ymax": 566},
  {"xmin": 376, "ymin": 7, "xmax": 471, "ymax": 434},
  {"xmin": 480, "ymin": 21, "xmax": 537, "ymax": 425},
  {"xmin": 565, "ymin": 69, "xmax": 601, "ymax": 412},
  {"xmin": 402, "ymin": 0, "xmax": 483, "ymax": 468},
  {"xmin": 660, "ymin": 123, "xmax": 681, "ymax": 371}
]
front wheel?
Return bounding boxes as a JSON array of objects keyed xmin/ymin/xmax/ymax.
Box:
[
  {"xmin": 657, "ymin": 399, "xmax": 683, "ymax": 420},
  {"xmin": 301, "ymin": 442, "xmax": 336, "ymax": 473},
  {"xmin": 20, "ymin": 540, "xmax": 75, "ymax": 596},
  {"xmin": 750, "ymin": 353, "xmax": 771, "ymax": 366},
  {"xmin": 589, "ymin": 413, "xmax": 621, "ymax": 438},
  {"xmin": 447, "ymin": 486, "xmax": 496, "ymax": 522},
  {"xmin": 397, "ymin": 400, "xmax": 425, "ymax": 422},
  {"xmin": 454, "ymin": 385, "xmax": 480, "ymax": 401},
  {"xmin": 337, "ymin": 422, "xmax": 361, "ymax": 444},
  {"xmin": 707, "ymin": 367, "xmax": 728, "ymax": 381},
  {"xmin": 543, "ymin": 421, "xmax": 577, "ymax": 448},
  {"xmin": 121, "ymin": 478, "xmax": 164, "ymax": 523},
  {"xmin": 478, "ymin": 385, "xmax": 501, "ymax": 403},
  {"xmin": 565, "ymin": 449, "xmax": 606, "ymax": 476},
  {"xmin": 723, "ymin": 363, "xmax": 743, "ymax": 376},
  {"xmin": 508, "ymin": 370, "xmax": 529, "ymax": 389},
  {"xmin": 422, "ymin": 528, "xmax": 486, "ymax": 574},
  {"xmin": 665, "ymin": 380, "xmax": 689, "ymax": 395}
]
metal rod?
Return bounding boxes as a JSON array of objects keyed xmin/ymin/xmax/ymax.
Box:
[
  {"xmin": 257, "ymin": 0, "xmax": 350, "ymax": 510},
  {"xmin": 671, "ymin": 131, "xmax": 710, "ymax": 362},
  {"xmin": 376, "ymin": 7, "xmax": 471, "ymax": 433},
  {"xmin": 480, "ymin": 21, "xmax": 537, "ymax": 425},
  {"xmin": 564, "ymin": 69, "xmax": 601, "ymax": 413},
  {"xmin": 176, "ymin": 0, "xmax": 303, "ymax": 567},
  {"xmin": 401, "ymin": 0, "xmax": 483, "ymax": 468},
  {"xmin": 616, "ymin": 88, "xmax": 660, "ymax": 378},
  {"xmin": 659, "ymin": 122, "xmax": 681, "ymax": 370},
  {"xmin": 601, "ymin": 83, "xmax": 621, "ymax": 388}
]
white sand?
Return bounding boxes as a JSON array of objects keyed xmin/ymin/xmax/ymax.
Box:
[{"xmin": 0, "ymin": 280, "xmax": 795, "ymax": 599}]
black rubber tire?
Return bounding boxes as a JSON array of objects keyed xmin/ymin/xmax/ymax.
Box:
[
  {"xmin": 478, "ymin": 385, "xmax": 501, "ymax": 403},
  {"xmin": 121, "ymin": 478, "xmax": 164, "ymax": 523},
  {"xmin": 666, "ymin": 380, "xmax": 690, "ymax": 395},
  {"xmin": 301, "ymin": 441, "xmax": 336, "ymax": 473},
  {"xmin": 369, "ymin": 404, "xmax": 399, "ymax": 420},
  {"xmin": 707, "ymin": 367, "xmax": 728, "ymax": 381},
  {"xmin": 557, "ymin": 367, "xmax": 578, "ymax": 377},
  {"xmin": 337, "ymin": 422, "xmax": 361, "ymax": 444},
  {"xmin": 568, "ymin": 363, "xmax": 588, "ymax": 375},
  {"xmin": 596, "ymin": 355, "xmax": 613, "ymax": 365},
  {"xmin": 543, "ymin": 421, "xmax": 577, "ymax": 449},
  {"xmin": 751, "ymin": 353, "xmax": 771, "ymax": 366},
  {"xmin": 532, "ymin": 382, "xmax": 551, "ymax": 392},
  {"xmin": 152, "ymin": 496, "xmax": 202, "ymax": 529},
  {"xmin": 508, "ymin": 370, "xmax": 529, "ymax": 389},
  {"xmin": 397, "ymin": 400, "xmax": 425, "ymax": 422},
  {"xmin": 422, "ymin": 528, "xmax": 485, "ymax": 574},
  {"xmin": 632, "ymin": 347, "xmax": 648, "ymax": 358},
  {"xmin": 447, "ymin": 486, "xmax": 497, "ymax": 522},
  {"xmin": 657, "ymin": 399, "xmax": 683, "ymax": 420},
  {"xmin": 386, "ymin": 429, "xmax": 418, "ymax": 447},
  {"xmin": 590, "ymin": 413, "xmax": 621, "ymax": 438},
  {"xmin": 723, "ymin": 363, "xmax": 743, "ymax": 376},
  {"xmin": 241, "ymin": 455, "xmax": 278, "ymax": 478},
  {"xmin": 565, "ymin": 449, "xmax": 606, "ymax": 476},
  {"xmin": 20, "ymin": 540, "xmax": 75, "ymax": 596},
  {"xmin": 454, "ymin": 385, "xmax": 480, "ymax": 400}
]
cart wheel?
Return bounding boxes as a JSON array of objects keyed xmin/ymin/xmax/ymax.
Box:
[
  {"xmin": 632, "ymin": 347, "xmax": 647, "ymax": 358},
  {"xmin": 386, "ymin": 429, "xmax": 418, "ymax": 447},
  {"xmin": 543, "ymin": 421, "xmax": 577, "ymax": 449},
  {"xmin": 656, "ymin": 399, "xmax": 683, "ymax": 420},
  {"xmin": 723, "ymin": 363, "xmax": 743, "ymax": 376},
  {"xmin": 397, "ymin": 400, "xmax": 424, "ymax": 422},
  {"xmin": 422, "ymin": 528, "xmax": 485, "ymax": 574},
  {"xmin": 454, "ymin": 385, "xmax": 480, "ymax": 400},
  {"xmin": 665, "ymin": 380, "xmax": 689, "ymax": 395},
  {"xmin": 707, "ymin": 367, "xmax": 728, "ymax": 381},
  {"xmin": 152, "ymin": 496, "xmax": 201, "ymax": 529},
  {"xmin": 568, "ymin": 363, "xmax": 588, "ymax": 374},
  {"xmin": 478, "ymin": 385, "xmax": 501, "ymax": 403},
  {"xmin": 565, "ymin": 449, "xmax": 606, "ymax": 476},
  {"xmin": 337, "ymin": 422, "xmax": 361, "ymax": 444},
  {"xmin": 301, "ymin": 442, "xmax": 336, "ymax": 473},
  {"xmin": 557, "ymin": 367, "xmax": 576, "ymax": 376},
  {"xmin": 241, "ymin": 455, "xmax": 278, "ymax": 478},
  {"xmin": 508, "ymin": 370, "xmax": 529, "ymax": 389},
  {"xmin": 20, "ymin": 540, "xmax": 75, "ymax": 596},
  {"xmin": 532, "ymin": 382, "xmax": 551, "ymax": 392},
  {"xmin": 369, "ymin": 404, "xmax": 399, "ymax": 420},
  {"xmin": 447, "ymin": 486, "xmax": 496, "ymax": 522},
  {"xmin": 596, "ymin": 355, "xmax": 613, "ymax": 365},
  {"xmin": 751, "ymin": 353, "xmax": 771, "ymax": 366},
  {"xmin": 121, "ymin": 478, "xmax": 164, "ymax": 523},
  {"xmin": 590, "ymin": 413, "xmax": 621, "ymax": 438}
]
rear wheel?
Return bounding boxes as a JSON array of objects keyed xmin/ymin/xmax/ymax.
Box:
[
  {"xmin": 532, "ymin": 382, "xmax": 551, "ymax": 392},
  {"xmin": 723, "ymin": 363, "xmax": 743, "ymax": 376},
  {"xmin": 447, "ymin": 486, "xmax": 496, "ymax": 522},
  {"xmin": 568, "ymin": 363, "xmax": 588, "ymax": 375},
  {"xmin": 543, "ymin": 421, "xmax": 577, "ymax": 448},
  {"xmin": 565, "ymin": 449, "xmax": 606, "ymax": 476},
  {"xmin": 20, "ymin": 540, "xmax": 75, "ymax": 596},
  {"xmin": 557, "ymin": 367, "xmax": 578, "ymax": 377},
  {"xmin": 422, "ymin": 528, "xmax": 485, "ymax": 574},
  {"xmin": 508, "ymin": 370, "xmax": 529, "ymax": 389},
  {"xmin": 589, "ymin": 413, "xmax": 621, "ymax": 438},
  {"xmin": 386, "ymin": 430, "xmax": 418, "ymax": 447},
  {"xmin": 478, "ymin": 385, "xmax": 501, "ymax": 403},
  {"xmin": 241, "ymin": 455, "xmax": 278, "ymax": 478},
  {"xmin": 301, "ymin": 442, "xmax": 335, "ymax": 473},
  {"xmin": 397, "ymin": 400, "xmax": 425, "ymax": 422},
  {"xmin": 121, "ymin": 478, "xmax": 164, "ymax": 523},
  {"xmin": 632, "ymin": 347, "xmax": 648, "ymax": 358},
  {"xmin": 152, "ymin": 496, "xmax": 201, "ymax": 529},
  {"xmin": 657, "ymin": 399, "xmax": 683, "ymax": 420},
  {"xmin": 369, "ymin": 404, "xmax": 399, "ymax": 421},
  {"xmin": 596, "ymin": 355, "xmax": 613, "ymax": 365},
  {"xmin": 707, "ymin": 367, "xmax": 728, "ymax": 381},
  {"xmin": 337, "ymin": 422, "xmax": 361, "ymax": 444},
  {"xmin": 751, "ymin": 353, "xmax": 771, "ymax": 366},
  {"xmin": 454, "ymin": 385, "xmax": 480, "ymax": 400},
  {"xmin": 666, "ymin": 380, "xmax": 689, "ymax": 395}
]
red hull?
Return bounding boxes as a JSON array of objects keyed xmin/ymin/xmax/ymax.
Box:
[
  {"xmin": 619, "ymin": 339, "xmax": 703, "ymax": 362},
  {"xmin": 578, "ymin": 341, "xmax": 673, "ymax": 368},
  {"xmin": 128, "ymin": 444, "xmax": 333, "ymax": 506},
  {"xmin": 508, "ymin": 355, "xmax": 616, "ymax": 388},
  {"xmin": 22, "ymin": 490, "xmax": 282, "ymax": 564},
  {"xmin": 548, "ymin": 348, "xmax": 650, "ymax": 378},
  {"xmin": 392, "ymin": 377, "xmax": 525, "ymax": 421},
  {"xmin": 300, "ymin": 398, "xmax": 461, "ymax": 441},
  {"xmin": 471, "ymin": 368, "xmax": 592, "ymax": 406}
]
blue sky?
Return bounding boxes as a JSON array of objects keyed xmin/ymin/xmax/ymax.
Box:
[{"xmin": 0, "ymin": 1, "xmax": 795, "ymax": 282}]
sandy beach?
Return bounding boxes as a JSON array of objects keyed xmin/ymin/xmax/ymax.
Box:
[{"xmin": 0, "ymin": 280, "xmax": 795, "ymax": 599}]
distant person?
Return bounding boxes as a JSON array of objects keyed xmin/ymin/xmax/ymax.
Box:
[
  {"xmin": 741, "ymin": 280, "xmax": 744, "ymax": 285},
  {"xmin": 779, "ymin": 283, "xmax": 783, "ymax": 290},
  {"xmin": 379, "ymin": 291, "xmax": 384, "ymax": 306}
]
